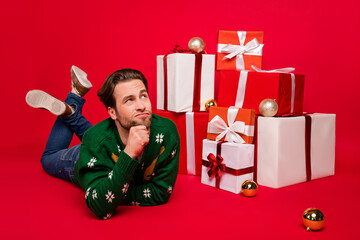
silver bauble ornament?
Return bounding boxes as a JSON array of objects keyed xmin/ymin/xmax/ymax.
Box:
[
  {"xmin": 188, "ymin": 37, "xmax": 205, "ymax": 53},
  {"xmin": 259, "ymin": 99, "xmax": 278, "ymax": 117}
]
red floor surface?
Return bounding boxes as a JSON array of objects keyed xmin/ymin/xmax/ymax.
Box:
[
  {"xmin": 1, "ymin": 144, "xmax": 359, "ymax": 240},
  {"xmin": 2, "ymin": 1, "xmax": 359, "ymax": 239}
]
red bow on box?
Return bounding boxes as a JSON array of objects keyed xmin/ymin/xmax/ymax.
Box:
[
  {"xmin": 167, "ymin": 45, "xmax": 191, "ymax": 54},
  {"xmin": 207, "ymin": 153, "xmax": 226, "ymax": 179},
  {"xmin": 202, "ymin": 141, "xmax": 254, "ymax": 189},
  {"xmin": 167, "ymin": 44, "xmax": 206, "ymax": 54}
]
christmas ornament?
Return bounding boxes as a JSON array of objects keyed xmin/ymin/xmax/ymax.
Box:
[
  {"xmin": 302, "ymin": 208, "xmax": 325, "ymax": 231},
  {"xmin": 259, "ymin": 99, "xmax": 278, "ymax": 117},
  {"xmin": 188, "ymin": 37, "xmax": 205, "ymax": 53},
  {"xmin": 205, "ymin": 99, "xmax": 217, "ymax": 112},
  {"xmin": 241, "ymin": 180, "xmax": 258, "ymax": 197}
]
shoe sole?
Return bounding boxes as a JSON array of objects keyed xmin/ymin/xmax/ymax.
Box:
[
  {"xmin": 71, "ymin": 65, "xmax": 92, "ymax": 88},
  {"xmin": 26, "ymin": 90, "xmax": 66, "ymax": 116}
]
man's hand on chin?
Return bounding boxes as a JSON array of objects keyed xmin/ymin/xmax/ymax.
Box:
[{"xmin": 124, "ymin": 125, "xmax": 150, "ymax": 160}]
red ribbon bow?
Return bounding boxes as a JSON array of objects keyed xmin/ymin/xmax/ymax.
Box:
[
  {"xmin": 167, "ymin": 45, "xmax": 192, "ymax": 54},
  {"xmin": 167, "ymin": 44, "xmax": 206, "ymax": 54},
  {"xmin": 207, "ymin": 153, "xmax": 226, "ymax": 179}
]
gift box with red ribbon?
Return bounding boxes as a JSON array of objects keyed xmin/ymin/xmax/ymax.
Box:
[
  {"xmin": 255, "ymin": 113, "xmax": 336, "ymax": 188},
  {"xmin": 217, "ymin": 69, "xmax": 305, "ymax": 116},
  {"xmin": 153, "ymin": 110, "xmax": 208, "ymax": 175},
  {"xmin": 201, "ymin": 139, "xmax": 254, "ymax": 194},
  {"xmin": 216, "ymin": 30, "xmax": 264, "ymax": 71},
  {"xmin": 157, "ymin": 52, "xmax": 215, "ymax": 112},
  {"xmin": 207, "ymin": 106, "xmax": 255, "ymax": 144}
]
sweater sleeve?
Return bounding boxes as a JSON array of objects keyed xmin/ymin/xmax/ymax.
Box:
[
  {"xmin": 122, "ymin": 127, "xmax": 180, "ymax": 206},
  {"xmin": 77, "ymin": 142, "xmax": 139, "ymax": 220}
]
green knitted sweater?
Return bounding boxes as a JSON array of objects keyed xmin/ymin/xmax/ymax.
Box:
[{"xmin": 73, "ymin": 114, "xmax": 180, "ymax": 219}]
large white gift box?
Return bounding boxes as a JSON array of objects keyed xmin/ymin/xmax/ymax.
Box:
[
  {"xmin": 201, "ymin": 139, "xmax": 254, "ymax": 194},
  {"xmin": 157, "ymin": 53, "xmax": 215, "ymax": 112},
  {"xmin": 256, "ymin": 113, "xmax": 336, "ymax": 188}
]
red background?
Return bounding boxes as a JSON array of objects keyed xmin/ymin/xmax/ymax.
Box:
[{"xmin": 1, "ymin": 0, "xmax": 359, "ymax": 239}]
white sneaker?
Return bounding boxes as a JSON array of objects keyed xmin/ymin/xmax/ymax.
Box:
[{"xmin": 25, "ymin": 90, "xmax": 72, "ymax": 116}]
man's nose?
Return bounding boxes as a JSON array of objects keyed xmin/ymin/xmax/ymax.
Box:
[{"xmin": 135, "ymin": 99, "xmax": 145, "ymax": 110}]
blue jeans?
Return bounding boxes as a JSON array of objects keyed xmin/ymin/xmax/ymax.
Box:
[{"xmin": 41, "ymin": 92, "xmax": 93, "ymax": 183}]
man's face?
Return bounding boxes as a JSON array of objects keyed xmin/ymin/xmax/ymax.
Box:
[{"xmin": 109, "ymin": 79, "xmax": 152, "ymax": 130}]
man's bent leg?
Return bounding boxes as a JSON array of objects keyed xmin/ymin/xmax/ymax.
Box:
[
  {"xmin": 41, "ymin": 92, "xmax": 92, "ymax": 182},
  {"xmin": 62, "ymin": 92, "xmax": 93, "ymax": 140},
  {"xmin": 41, "ymin": 113, "xmax": 79, "ymax": 182},
  {"xmin": 41, "ymin": 144, "xmax": 80, "ymax": 182}
]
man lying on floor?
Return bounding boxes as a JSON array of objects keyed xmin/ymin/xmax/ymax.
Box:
[{"xmin": 26, "ymin": 67, "xmax": 180, "ymax": 219}]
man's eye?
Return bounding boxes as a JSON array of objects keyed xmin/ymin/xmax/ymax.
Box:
[
  {"xmin": 141, "ymin": 94, "xmax": 148, "ymax": 98},
  {"xmin": 125, "ymin": 99, "xmax": 133, "ymax": 103}
]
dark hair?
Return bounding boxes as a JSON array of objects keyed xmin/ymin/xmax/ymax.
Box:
[{"xmin": 97, "ymin": 68, "xmax": 148, "ymax": 109}]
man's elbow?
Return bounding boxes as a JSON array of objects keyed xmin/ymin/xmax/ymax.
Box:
[
  {"xmin": 86, "ymin": 199, "xmax": 114, "ymax": 220},
  {"xmin": 152, "ymin": 191, "xmax": 172, "ymax": 206}
]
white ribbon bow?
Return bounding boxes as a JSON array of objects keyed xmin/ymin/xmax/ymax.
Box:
[
  {"xmin": 218, "ymin": 31, "xmax": 263, "ymax": 70},
  {"xmin": 207, "ymin": 107, "xmax": 253, "ymax": 143},
  {"xmin": 221, "ymin": 38, "xmax": 260, "ymax": 60}
]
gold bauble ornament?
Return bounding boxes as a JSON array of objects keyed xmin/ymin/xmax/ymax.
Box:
[
  {"xmin": 241, "ymin": 180, "xmax": 258, "ymax": 197},
  {"xmin": 205, "ymin": 99, "xmax": 217, "ymax": 112},
  {"xmin": 188, "ymin": 37, "xmax": 205, "ymax": 53},
  {"xmin": 259, "ymin": 99, "xmax": 278, "ymax": 117},
  {"xmin": 302, "ymin": 208, "xmax": 325, "ymax": 231}
]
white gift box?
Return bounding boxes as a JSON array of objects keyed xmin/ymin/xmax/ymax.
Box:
[
  {"xmin": 157, "ymin": 53, "xmax": 215, "ymax": 112},
  {"xmin": 256, "ymin": 113, "xmax": 336, "ymax": 189},
  {"xmin": 201, "ymin": 139, "xmax": 254, "ymax": 194}
]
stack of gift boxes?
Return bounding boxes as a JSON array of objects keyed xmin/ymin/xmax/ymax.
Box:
[{"xmin": 155, "ymin": 30, "xmax": 336, "ymax": 193}]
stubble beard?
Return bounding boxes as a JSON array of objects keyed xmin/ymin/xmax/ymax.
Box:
[{"xmin": 116, "ymin": 110, "xmax": 152, "ymax": 130}]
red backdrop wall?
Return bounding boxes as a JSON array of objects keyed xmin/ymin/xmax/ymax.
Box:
[
  {"xmin": 1, "ymin": 1, "xmax": 360, "ymax": 239},
  {"xmin": 1, "ymin": 0, "xmax": 359, "ymax": 172}
]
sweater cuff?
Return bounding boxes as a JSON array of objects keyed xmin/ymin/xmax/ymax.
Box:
[{"xmin": 115, "ymin": 151, "xmax": 140, "ymax": 174}]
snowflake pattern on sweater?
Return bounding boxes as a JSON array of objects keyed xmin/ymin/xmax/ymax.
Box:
[
  {"xmin": 167, "ymin": 186, "xmax": 173, "ymax": 194},
  {"xmin": 92, "ymin": 189, "xmax": 98, "ymax": 200},
  {"xmin": 73, "ymin": 115, "xmax": 180, "ymax": 219},
  {"xmin": 103, "ymin": 213, "xmax": 112, "ymax": 220},
  {"xmin": 143, "ymin": 188, "xmax": 151, "ymax": 198},
  {"xmin": 105, "ymin": 191, "xmax": 115, "ymax": 203},
  {"xmin": 122, "ymin": 183, "xmax": 129, "ymax": 193},
  {"xmin": 85, "ymin": 187, "xmax": 91, "ymax": 199},
  {"xmin": 108, "ymin": 170, "xmax": 113, "ymax": 180},
  {"xmin": 87, "ymin": 157, "xmax": 97, "ymax": 168},
  {"xmin": 155, "ymin": 133, "xmax": 164, "ymax": 143},
  {"xmin": 171, "ymin": 150, "xmax": 176, "ymax": 159}
]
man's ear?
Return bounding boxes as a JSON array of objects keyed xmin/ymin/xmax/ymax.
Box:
[{"xmin": 107, "ymin": 107, "xmax": 117, "ymax": 120}]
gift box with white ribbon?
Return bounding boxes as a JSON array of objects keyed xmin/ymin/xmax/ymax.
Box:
[
  {"xmin": 157, "ymin": 53, "xmax": 215, "ymax": 112},
  {"xmin": 153, "ymin": 110, "xmax": 208, "ymax": 176},
  {"xmin": 216, "ymin": 30, "xmax": 264, "ymax": 71},
  {"xmin": 207, "ymin": 106, "xmax": 255, "ymax": 144},
  {"xmin": 256, "ymin": 113, "xmax": 336, "ymax": 188},
  {"xmin": 201, "ymin": 139, "xmax": 254, "ymax": 194},
  {"xmin": 217, "ymin": 68, "xmax": 305, "ymax": 116}
]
